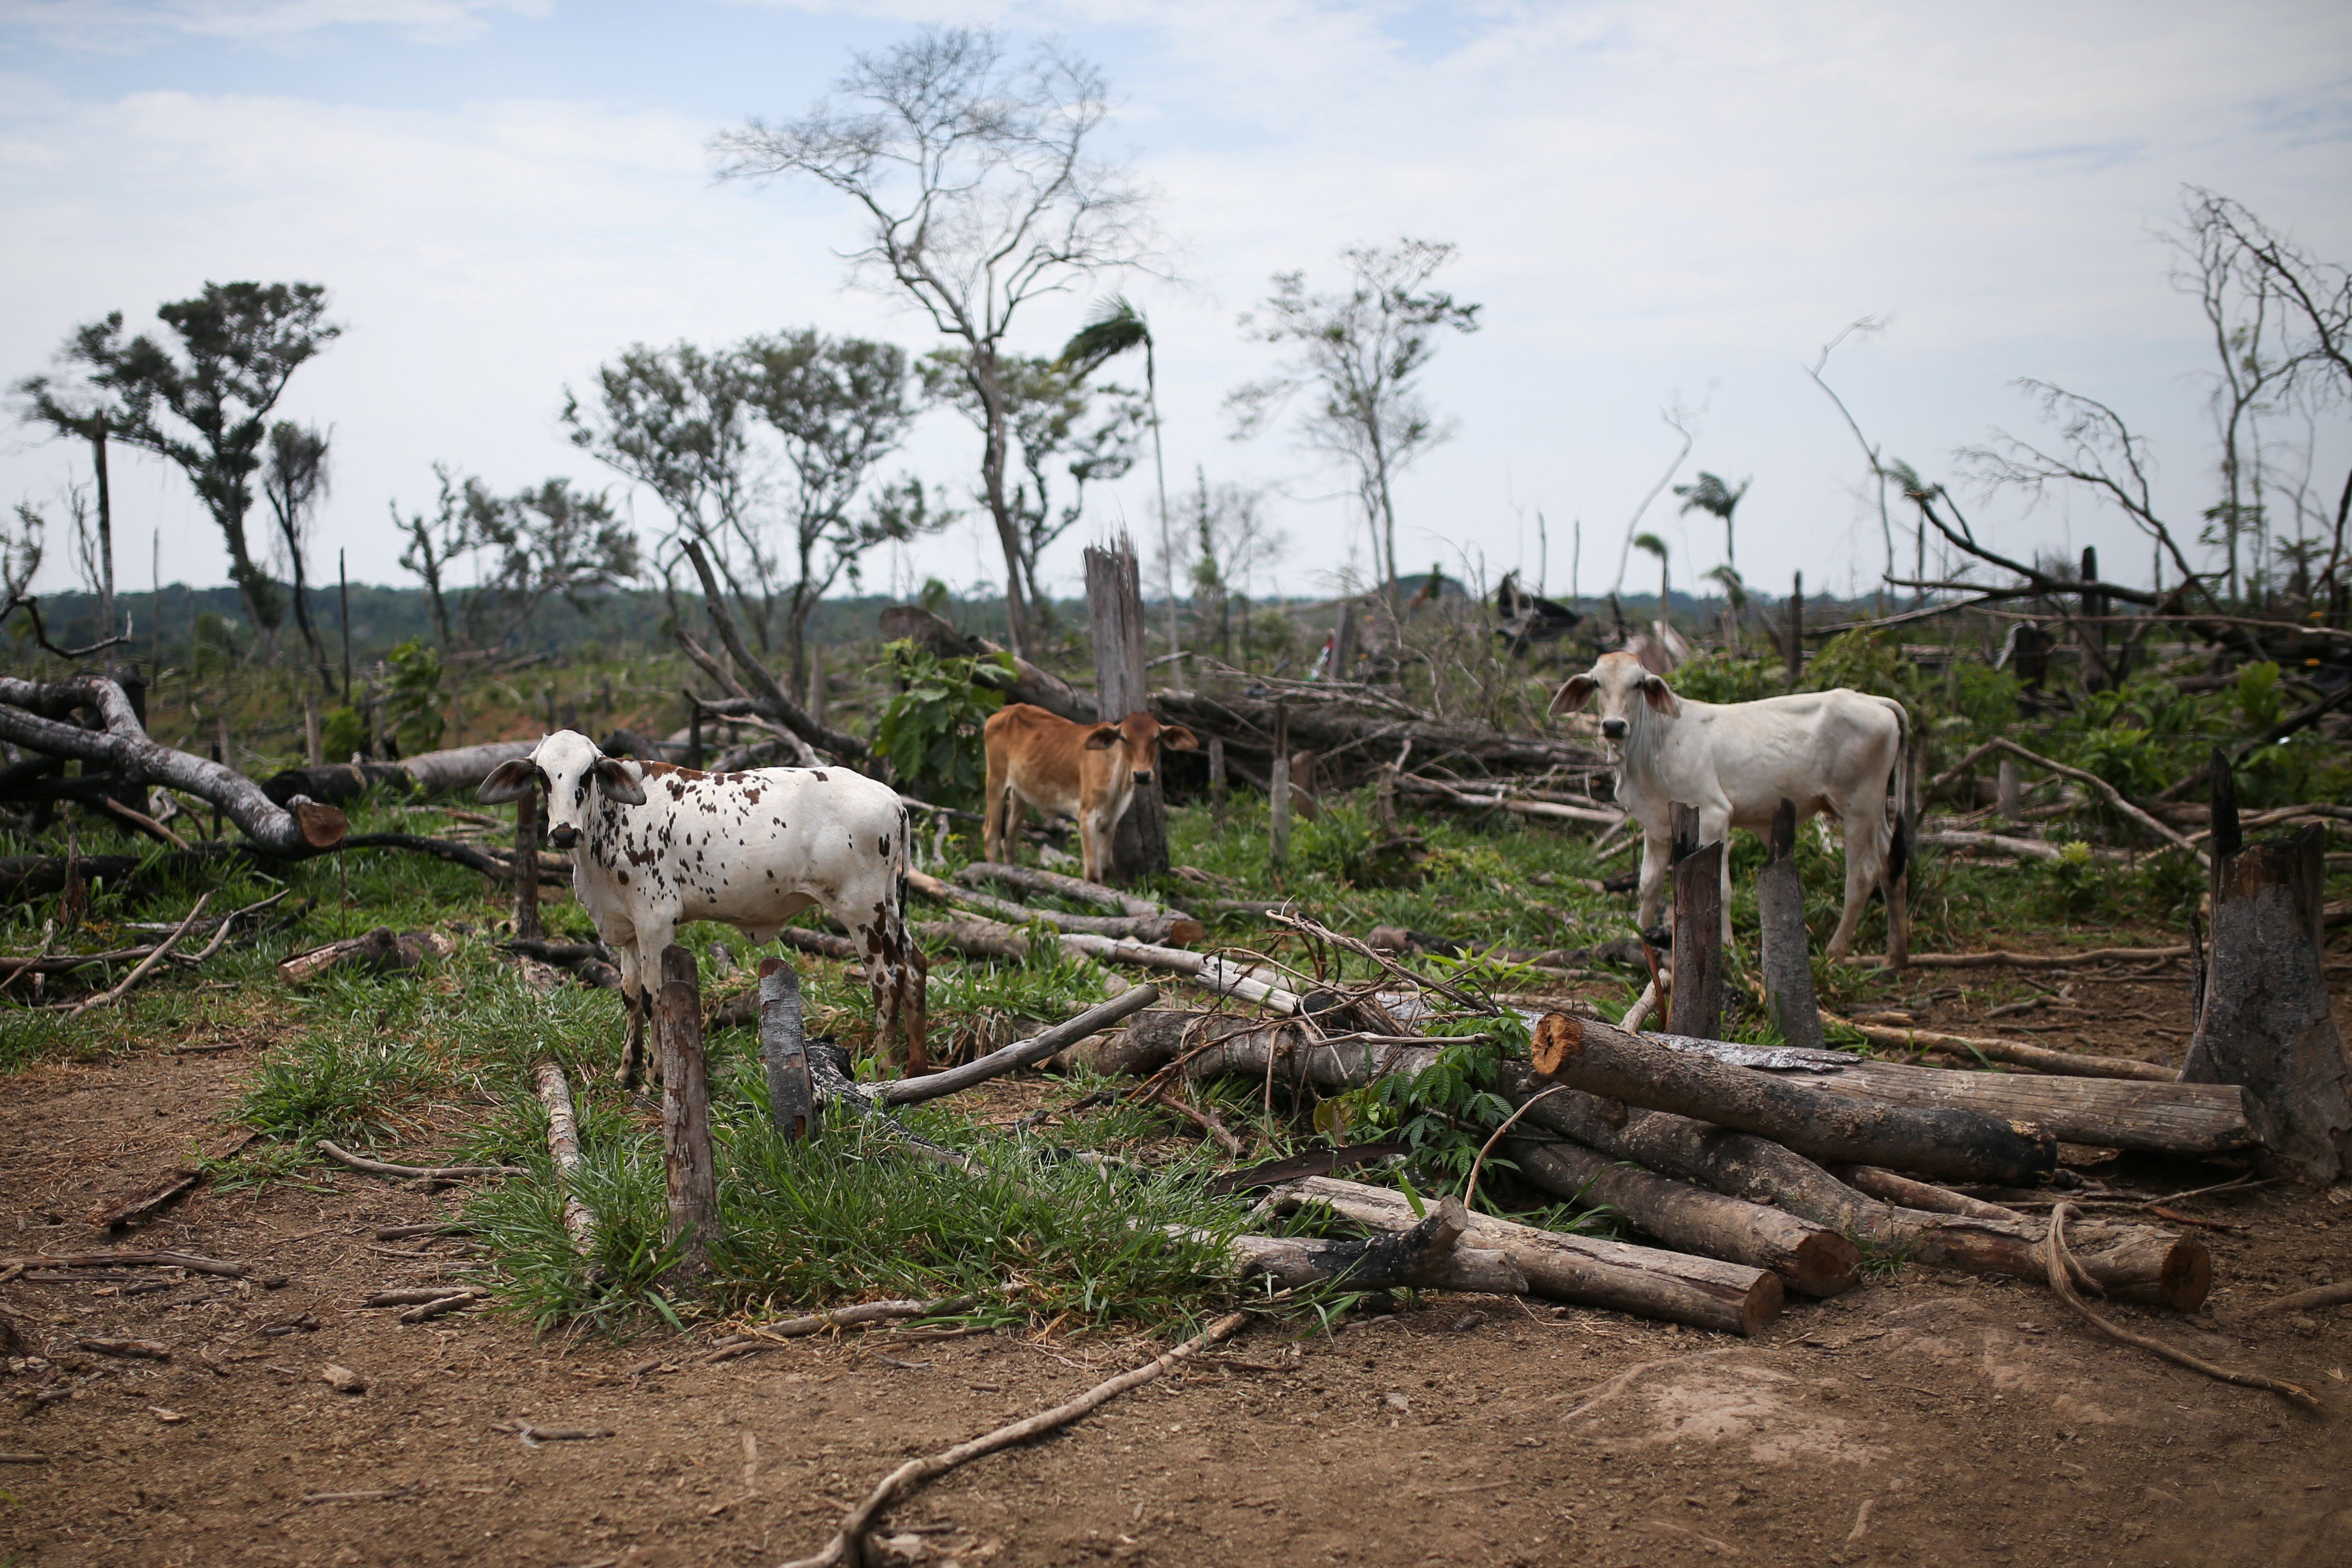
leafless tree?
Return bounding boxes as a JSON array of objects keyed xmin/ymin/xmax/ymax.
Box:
[
  {"xmin": 1803, "ymin": 318, "xmax": 1897, "ymax": 602},
  {"xmin": 262, "ymin": 421, "xmax": 332, "ymax": 685},
  {"xmin": 1227, "ymin": 239, "xmax": 1480, "ymax": 599},
  {"xmin": 713, "ymin": 28, "xmax": 1156, "ymax": 657},
  {"xmin": 1609, "ymin": 399, "xmax": 1696, "ymax": 597}
]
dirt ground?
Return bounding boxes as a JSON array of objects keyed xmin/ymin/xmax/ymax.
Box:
[{"xmin": 3, "ymin": 972, "xmax": 2349, "ymax": 1568}]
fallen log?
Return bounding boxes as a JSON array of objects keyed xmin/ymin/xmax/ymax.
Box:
[
  {"xmin": 0, "ymin": 675, "xmax": 344, "ymax": 853},
  {"xmin": 315, "ymin": 1140, "xmax": 523, "ymax": 1180},
  {"xmin": 907, "ymin": 868, "xmax": 1203, "ymax": 946},
  {"xmin": 534, "ymin": 1061, "xmax": 594, "ymax": 1253},
  {"xmin": 258, "ymin": 740, "xmax": 542, "ymax": 807},
  {"xmin": 0, "ymin": 1249, "xmax": 278, "ymax": 1281},
  {"xmin": 1854, "ymin": 945, "xmax": 2192, "ymax": 970},
  {"xmin": 1830, "ymin": 1164, "xmax": 2019, "ymax": 1221},
  {"xmin": 1529, "ymin": 1012, "xmax": 2057, "ymax": 1182},
  {"xmin": 1276, "ymin": 1175, "xmax": 1783, "ymax": 1335},
  {"xmin": 1230, "ymin": 1195, "xmax": 1524, "ymax": 1295},
  {"xmin": 1501, "ymin": 1134, "xmax": 1859, "ymax": 1297},
  {"xmin": 1788, "ymin": 1050, "xmax": 2253, "ymax": 1156},
  {"xmin": 1392, "ymin": 774, "xmax": 1625, "ymax": 828},
  {"xmin": 278, "ymin": 928, "xmax": 455, "ymax": 985},
  {"xmin": 1499, "ymin": 1067, "xmax": 2209, "ymax": 1308},
  {"xmin": 878, "ymin": 986, "xmax": 1162, "ymax": 1107},
  {"xmin": 1153, "ymin": 686, "xmax": 1602, "ymax": 780}
]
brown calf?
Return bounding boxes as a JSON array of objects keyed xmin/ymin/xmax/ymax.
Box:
[{"xmin": 982, "ymin": 704, "xmax": 1199, "ymax": 882}]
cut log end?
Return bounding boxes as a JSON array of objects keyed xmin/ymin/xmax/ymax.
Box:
[
  {"xmin": 2159, "ymin": 1238, "xmax": 2214, "ymax": 1312},
  {"xmin": 1530, "ymin": 1011, "xmax": 1585, "ymax": 1078},
  {"xmin": 294, "ymin": 800, "xmax": 349, "ymax": 850},
  {"xmin": 1788, "ymin": 1231, "xmax": 1865, "ymax": 1300}
]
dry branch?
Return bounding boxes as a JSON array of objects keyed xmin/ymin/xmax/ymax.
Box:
[
  {"xmin": 1819, "ymin": 1007, "xmax": 2181, "ymax": 1082},
  {"xmin": 534, "ymin": 1061, "xmax": 594, "ymax": 1253},
  {"xmin": 680, "ymin": 539, "xmax": 867, "ymax": 759},
  {"xmin": 877, "ymin": 986, "xmax": 1162, "ymax": 1106},
  {"xmin": 60, "ymin": 892, "xmax": 210, "ymax": 1018},
  {"xmin": 955, "ymin": 861, "xmax": 1182, "ymax": 920},
  {"xmin": 777, "ymin": 1312, "xmax": 1250, "ymax": 1568},
  {"xmin": 908, "ymin": 868, "xmax": 1202, "ymax": 944},
  {"xmin": 2257, "ymin": 1281, "xmax": 2352, "ymax": 1315},
  {"xmin": 314, "ymin": 1141, "xmax": 523, "ymax": 1181}
]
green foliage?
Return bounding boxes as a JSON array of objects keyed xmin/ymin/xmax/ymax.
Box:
[
  {"xmin": 1668, "ymin": 651, "xmax": 1778, "ymax": 705},
  {"xmin": 383, "ymin": 639, "xmax": 446, "ymax": 753},
  {"xmin": 1948, "ymin": 662, "xmax": 2021, "ymax": 728},
  {"xmin": 870, "ymin": 637, "xmax": 1015, "ymax": 805},
  {"xmin": 1803, "ymin": 628, "xmax": 1916, "ymax": 699},
  {"xmin": 320, "ymin": 705, "xmax": 367, "ymax": 761},
  {"xmin": 2036, "ymin": 840, "xmax": 2103, "ymax": 920},
  {"xmin": 2233, "ymin": 661, "xmax": 2284, "ymax": 732},
  {"xmin": 1336, "ymin": 1038, "xmax": 1515, "ymax": 1200}
]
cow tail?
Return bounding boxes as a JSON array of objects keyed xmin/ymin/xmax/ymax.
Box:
[{"xmin": 1884, "ymin": 699, "xmax": 1912, "ymax": 887}]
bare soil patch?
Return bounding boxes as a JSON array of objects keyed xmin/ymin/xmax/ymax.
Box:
[{"xmin": 3, "ymin": 980, "xmax": 2348, "ymax": 1568}]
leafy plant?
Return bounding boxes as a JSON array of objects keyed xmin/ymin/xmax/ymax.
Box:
[
  {"xmin": 870, "ymin": 637, "xmax": 1015, "ymax": 806},
  {"xmin": 2233, "ymin": 661, "xmax": 2284, "ymax": 732},
  {"xmin": 1336, "ymin": 1037, "xmax": 1514, "ymax": 1201},
  {"xmin": 382, "ymin": 639, "xmax": 446, "ymax": 754}
]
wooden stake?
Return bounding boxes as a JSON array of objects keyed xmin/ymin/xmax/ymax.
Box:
[
  {"xmin": 1207, "ymin": 735, "xmax": 1228, "ymax": 825},
  {"xmin": 655, "ymin": 944, "xmax": 722, "ymax": 1276},
  {"xmin": 1784, "ymin": 570, "xmax": 1803, "ymax": 687},
  {"xmin": 512, "ymin": 789, "xmax": 543, "ymax": 943},
  {"xmin": 1667, "ymin": 803, "xmax": 1722, "ymax": 1039},
  {"xmin": 1085, "ymin": 536, "xmax": 1168, "ymax": 883},
  {"xmin": 1757, "ymin": 799, "xmax": 1826, "ymax": 1050},
  {"xmin": 757, "ymin": 957, "xmax": 812, "ymax": 1141}
]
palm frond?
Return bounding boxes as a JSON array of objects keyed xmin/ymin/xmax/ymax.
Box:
[{"xmin": 1055, "ymin": 296, "xmax": 1150, "ymax": 378}]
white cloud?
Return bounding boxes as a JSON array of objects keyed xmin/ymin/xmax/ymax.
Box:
[{"xmin": 3, "ymin": 0, "xmax": 2348, "ymax": 611}]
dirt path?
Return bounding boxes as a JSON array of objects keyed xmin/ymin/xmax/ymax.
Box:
[{"xmin": 3, "ymin": 1041, "xmax": 2347, "ymax": 1568}]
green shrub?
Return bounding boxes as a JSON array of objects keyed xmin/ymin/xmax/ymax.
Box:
[{"xmin": 870, "ymin": 637, "xmax": 1015, "ymax": 807}]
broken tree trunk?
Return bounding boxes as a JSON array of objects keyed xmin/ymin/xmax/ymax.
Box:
[
  {"xmin": 1821, "ymin": 1009, "xmax": 2179, "ymax": 1082},
  {"xmin": 1757, "ymin": 799, "xmax": 1827, "ymax": 1051},
  {"xmin": 534, "ymin": 1061, "xmax": 594, "ymax": 1253},
  {"xmin": 1499, "ymin": 1067, "xmax": 2209, "ymax": 1308},
  {"xmin": 277, "ymin": 928, "xmax": 453, "ymax": 985},
  {"xmin": 877, "ymin": 603, "xmax": 1094, "ymax": 723},
  {"xmin": 1791, "ymin": 1049, "xmax": 2255, "ymax": 1156},
  {"xmin": 757, "ymin": 958, "xmax": 813, "ymax": 1142},
  {"xmin": 1152, "ymin": 686, "xmax": 1603, "ymax": 780},
  {"xmin": 1530, "ymin": 1012, "xmax": 2057, "ymax": 1182},
  {"xmin": 1500, "ymin": 1133, "xmax": 1858, "ymax": 1297},
  {"xmin": 654, "ymin": 944, "xmax": 721, "ymax": 1279},
  {"xmin": 2180, "ymin": 816, "xmax": 2352, "ymax": 1183},
  {"xmin": 260, "ymin": 742, "xmax": 538, "ymax": 807},
  {"xmin": 679, "ymin": 540, "xmax": 867, "ymax": 759},
  {"xmin": 0, "ymin": 676, "xmax": 344, "ymax": 853},
  {"xmin": 1277, "ymin": 1175, "xmax": 1783, "ymax": 1335},
  {"xmin": 1228, "ymin": 1195, "xmax": 1525, "ymax": 1295},
  {"xmin": 1087, "ymin": 538, "xmax": 1170, "ymax": 884},
  {"xmin": 1668, "ymin": 804, "xmax": 1723, "ymax": 1038}
]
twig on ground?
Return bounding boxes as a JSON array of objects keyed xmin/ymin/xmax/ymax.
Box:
[
  {"xmin": 2042, "ymin": 1202, "xmax": 2318, "ymax": 1410},
  {"xmin": 776, "ymin": 1311, "xmax": 1249, "ymax": 1568},
  {"xmin": 1548, "ymin": 1350, "xmax": 1746, "ymax": 1423},
  {"xmin": 58, "ymin": 892, "xmax": 211, "ymax": 1017},
  {"xmin": 2256, "ymin": 1281, "xmax": 2352, "ymax": 1315},
  {"xmin": 314, "ymin": 1141, "xmax": 523, "ymax": 1181}
]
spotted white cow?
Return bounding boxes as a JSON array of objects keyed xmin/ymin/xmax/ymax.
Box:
[
  {"xmin": 1551, "ymin": 652, "xmax": 1909, "ymax": 959},
  {"xmin": 481, "ymin": 731, "xmax": 926, "ymax": 1083}
]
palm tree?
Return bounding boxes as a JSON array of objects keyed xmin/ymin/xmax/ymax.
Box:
[
  {"xmin": 1674, "ymin": 471, "xmax": 1751, "ymax": 566},
  {"xmin": 1704, "ymin": 563, "xmax": 1747, "ymax": 652},
  {"xmin": 1633, "ymin": 531, "xmax": 1671, "ymax": 635},
  {"xmin": 1059, "ymin": 296, "xmax": 1176, "ymax": 657}
]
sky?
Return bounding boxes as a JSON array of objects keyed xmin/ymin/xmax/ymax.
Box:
[{"xmin": 3, "ymin": 0, "xmax": 2349, "ymax": 617}]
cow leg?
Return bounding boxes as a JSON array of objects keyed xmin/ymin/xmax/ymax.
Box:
[
  {"xmin": 983, "ymin": 767, "xmax": 1010, "ymax": 864},
  {"xmin": 624, "ymin": 914, "xmax": 678, "ymax": 1088},
  {"xmin": 1635, "ymin": 827, "xmax": 1671, "ymax": 935},
  {"xmin": 613, "ymin": 944, "xmax": 648, "ymax": 1091},
  {"xmin": 1080, "ymin": 809, "xmax": 1116, "ymax": 884},
  {"xmin": 853, "ymin": 910, "xmax": 929, "ymax": 1076},
  {"xmin": 1701, "ymin": 802, "xmax": 1737, "ymax": 948},
  {"xmin": 1823, "ymin": 805, "xmax": 1885, "ymax": 960}
]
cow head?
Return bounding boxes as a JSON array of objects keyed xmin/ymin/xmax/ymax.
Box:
[
  {"xmin": 1082, "ymin": 711, "xmax": 1200, "ymax": 787},
  {"xmin": 1549, "ymin": 651, "xmax": 1681, "ymax": 745},
  {"xmin": 477, "ymin": 729, "xmax": 646, "ymax": 849}
]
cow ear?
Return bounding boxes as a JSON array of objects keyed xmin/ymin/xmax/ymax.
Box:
[
  {"xmin": 1549, "ymin": 675, "xmax": 1598, "ymax": 717},
  {"xmin": 592, "ymin": 757, "xmax": 647, "ymax": 805},
  {"xmin": 1161, "ymin": 725, "xmax": 1200, "ymax": 751},
  {"xmin": 477, "ymin": 757, "xmax": 538, "ymax": 803},
  {"xmin": 1083, "ymin": 724, "xmax": 1122, "ymax": 751},
  {"xmin": 1641, "ymin": 675, "xmax": 1682, "ymax": 717}
]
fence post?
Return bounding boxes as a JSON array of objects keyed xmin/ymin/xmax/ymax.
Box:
[
  {"xmin": 655, "ymin": 944, "xmax": 721, "ymax": 1279},
  {"xmin": 1667, "ymin": 802, "xmax": 1723, "ymax": 1039},
  {"xmin": 758, "ymin": 957, "xmax": 813, "ymax": 1143},
  {"xmin": 1085, "ymin": 535, "xmax": 1168, "ymax": 883},
  {"xmin": 1268, "ymin": 700, "xmax": 1292, "ymax": 867}
]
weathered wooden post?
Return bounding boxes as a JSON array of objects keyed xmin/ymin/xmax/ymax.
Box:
[
  {"xmin": 512, "ymin": 787, "xmax": 544, "ymax": 942},
  {"xmin": 1996, "ymin": 758, "xmax": 2022, "ymax": 819},
  {"xmin": 1207, "ymin": 736, "xmax": 1228, "ymax": 827},
  {"xmin": 758, "ymin": 957, "xmax": 813, "ymax": 1142},
  {"xmin": 1289, "ymin": 749, "xmax": 1321, "ymax": 821},
  {"xmin": 1757, "ymin": 798, "xmax": 1827, "ymax": 1050},
  {"xmin": 2079, "ymin": 546, "xmax": 2109, "ymax": 689},
  {"xmin": 2182, "ymin": 753, "xmax": 2351, "ymax": 1182},
  {"xmin": 654, "ymin": 945, "xmax": 722, "ymax": 1277},
  {"xmin": 1268, "ymin": 700, "xmax": 1292, "ymax": 868},
  {"xmin": 685, "ymin": 695, "xmax": 704, "ymax": 772},
  {"xmin": 1085, "ymin": 536, "xmax": 1168, "ymax": 883},
  {"xmin": 1668, "ymin": 802, "xmax": 1723, "ymax": 1040}
]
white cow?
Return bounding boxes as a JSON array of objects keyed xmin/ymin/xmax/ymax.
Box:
[
  {"xmin": 1551, "ymin": 652, "xmax": 1909, "ymax": 959},
  {"xmin": 481, "ymin": 731, "xmax": 926, "ymax": 1085}
]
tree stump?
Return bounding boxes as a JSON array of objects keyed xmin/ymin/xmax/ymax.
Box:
[
  {"xmin": 1085, "ymin": 538, "xmax": 1167, "ymax": 884},
  {"xmin": 758, "ymin": 957, "xmax": 813, "ymax": 1142},
  {"xmin": 1668, "ymin": 803, "xmax": 1722, "ymax": 1039},
  {"xmin": 2181, "ymin": 817, "xmax": 2351, "ymax": 1183},
  {"xmin": 655, "ymin": 945, "xmax": 722, "ymax": 1277},
  {"xmin": 1757, "ymin": 798, "xmax": 1827, "ymax": 1050}
]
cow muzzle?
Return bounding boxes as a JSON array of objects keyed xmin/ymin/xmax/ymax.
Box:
[
  {"xmin": 1132, "ymin": 769, "xmax": 1153, "ymax": 785},
  {"xmin": 1600, "ymin": 719, "xmax": 1628, "ymax": 741},
  {"xmin": 548, "ymin": 824, "xmax": 580, "ymax": 851}
]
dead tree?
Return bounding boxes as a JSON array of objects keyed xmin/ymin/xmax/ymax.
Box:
[
  {"xmin": 877, "ymin": 604, "xmax": 1094, "ymax": 723},
  {"xmin": 2182, "ymin": 755, "xmax": 2352, "ymax": 1181},
  {"xmin": 1757, "ymin": 798, "xmax": 1827, "ymax": 1049},
  {"xmin": 1086, "ymin": 538, "xmax": 1167, "ymax": 882}
]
